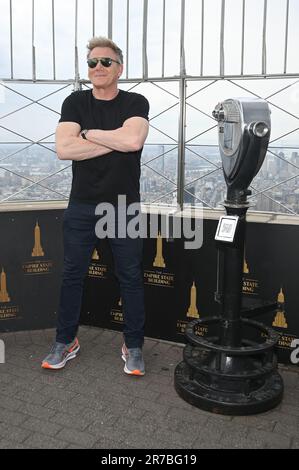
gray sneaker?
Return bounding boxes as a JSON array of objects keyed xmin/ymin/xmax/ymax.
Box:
[
  {"xmin": 41, "ymin": 338, "xmax": 80, "ymax": 370},
  {"xmin": 121, "ymin": 343, "xmax": 145, "ymax": 376}
]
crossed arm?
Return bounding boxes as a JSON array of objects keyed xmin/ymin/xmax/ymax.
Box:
[{"xmin": 56, "ymin": 117, "xmax": 149, "ymax": 161}]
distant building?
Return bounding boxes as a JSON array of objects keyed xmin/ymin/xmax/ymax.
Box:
[{"xmin": 184, "ymin": 185, "xmax": 196, "ymax": 204}]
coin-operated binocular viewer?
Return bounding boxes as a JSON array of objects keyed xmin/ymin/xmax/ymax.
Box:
[{"xmin": 174, "ymin": 98, "xmax": 284, "ymax": 415}]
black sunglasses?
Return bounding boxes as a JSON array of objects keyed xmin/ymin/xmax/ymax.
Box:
[{"xmin": 87, "ymin": 57, "xmax": 121, "ymax": 68}]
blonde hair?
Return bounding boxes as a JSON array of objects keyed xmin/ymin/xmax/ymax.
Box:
[{"xmin": 86, "ymin": 36, "xmax": 123, "ymax": 64}]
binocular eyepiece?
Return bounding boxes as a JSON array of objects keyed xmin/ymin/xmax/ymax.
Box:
[{"xmin": 213, "ymin": 98, "xmax": 271, "ymax": 205}]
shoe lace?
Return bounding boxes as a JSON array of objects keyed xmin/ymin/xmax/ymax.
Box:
[
  {"xmin": 49, "ymin": 342, "xmax": 66, "ymax": 354},
  {"xmin": 128, "ymin": 348, "xmax": 142, "ymax": 359}
]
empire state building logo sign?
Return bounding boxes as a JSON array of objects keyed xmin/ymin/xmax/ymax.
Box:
[
  {"xmin": 22, "ymin": 221, "xmax": 53, "ymax": 275},
  {"xmin": 0, "ymin": 267, "xmax": 19, "ymax": 320}
]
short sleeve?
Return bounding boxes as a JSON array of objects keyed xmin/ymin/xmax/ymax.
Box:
[
  {"xmin": 58, "ymin": 93, "xmax": 81, "ymax": 126},
  {"xmin": 125, "ymin": 94, "xmax": 149, "ymax": 121}
]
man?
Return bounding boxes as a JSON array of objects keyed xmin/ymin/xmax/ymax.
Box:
[{"xmin": 42, "ymin": 37, "xmax": 149, "ymax": 376}]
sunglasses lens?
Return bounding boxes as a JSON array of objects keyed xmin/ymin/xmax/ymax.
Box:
[
  {"xmin": 87, "ymin": 59, "xmax": 98, "ymax": 68},
  {"xmin": 100, "ymin": 58, "xmax": 112, "ymax": 67},
  {"xmin": 88, "ymin": 58, "xmax": 116, "ymax": 68}
]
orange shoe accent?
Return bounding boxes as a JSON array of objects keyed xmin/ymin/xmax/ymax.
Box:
[
  {"xmin": 131, "ymin": 370, "xmax": 143, "ymax": 376},
  {"xmin": 68, "ymin": 338, "xmax": 79, "ymax": 353},
  {"xmin": 41, "ymin": 362, "xmax": 52, "ymax": 369}
]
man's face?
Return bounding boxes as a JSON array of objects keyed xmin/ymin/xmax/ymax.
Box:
[{"xmin": 87, "ymin": 46, "xmax": 123, "ymax": 89}]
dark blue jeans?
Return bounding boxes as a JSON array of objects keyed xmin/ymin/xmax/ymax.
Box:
[{"xmin": 56, "ymin": 200, "xmax": 145, "ymax": 348}]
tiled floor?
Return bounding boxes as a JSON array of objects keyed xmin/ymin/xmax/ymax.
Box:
[{"xmin": 0, "ymin": 326, "xmax": 298, "ymax": 449}]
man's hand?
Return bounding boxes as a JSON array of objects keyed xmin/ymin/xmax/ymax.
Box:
[
  {"xmin": 86, "ymin": 116, "xmax": 149, "ymax": 153},
  {"xmin": 55, "ymin": 122, "xmax": 113, "ymax": 161}
]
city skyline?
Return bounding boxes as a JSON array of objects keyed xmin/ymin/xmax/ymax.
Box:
[{"xmin": 0, "ymin": 142, "xmax": 298, "ymax": 215}]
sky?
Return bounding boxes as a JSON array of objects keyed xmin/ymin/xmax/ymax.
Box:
[{"xmin": 1, "ymin": 0, "xmax": 299, "ymax": 146}]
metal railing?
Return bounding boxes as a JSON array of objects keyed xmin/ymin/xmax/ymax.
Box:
[
  {"xmin": 2, "ymin": 0, "xmax": 298, "ymax": 82},
  {"xmin": 1, "ymin": 0, "xmax": 299, "ymax": 214}
]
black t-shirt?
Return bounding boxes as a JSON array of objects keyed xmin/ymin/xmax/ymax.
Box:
[{"xmin": 58, "ymin": 89, "xmax": 149, "ymax": 205}]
